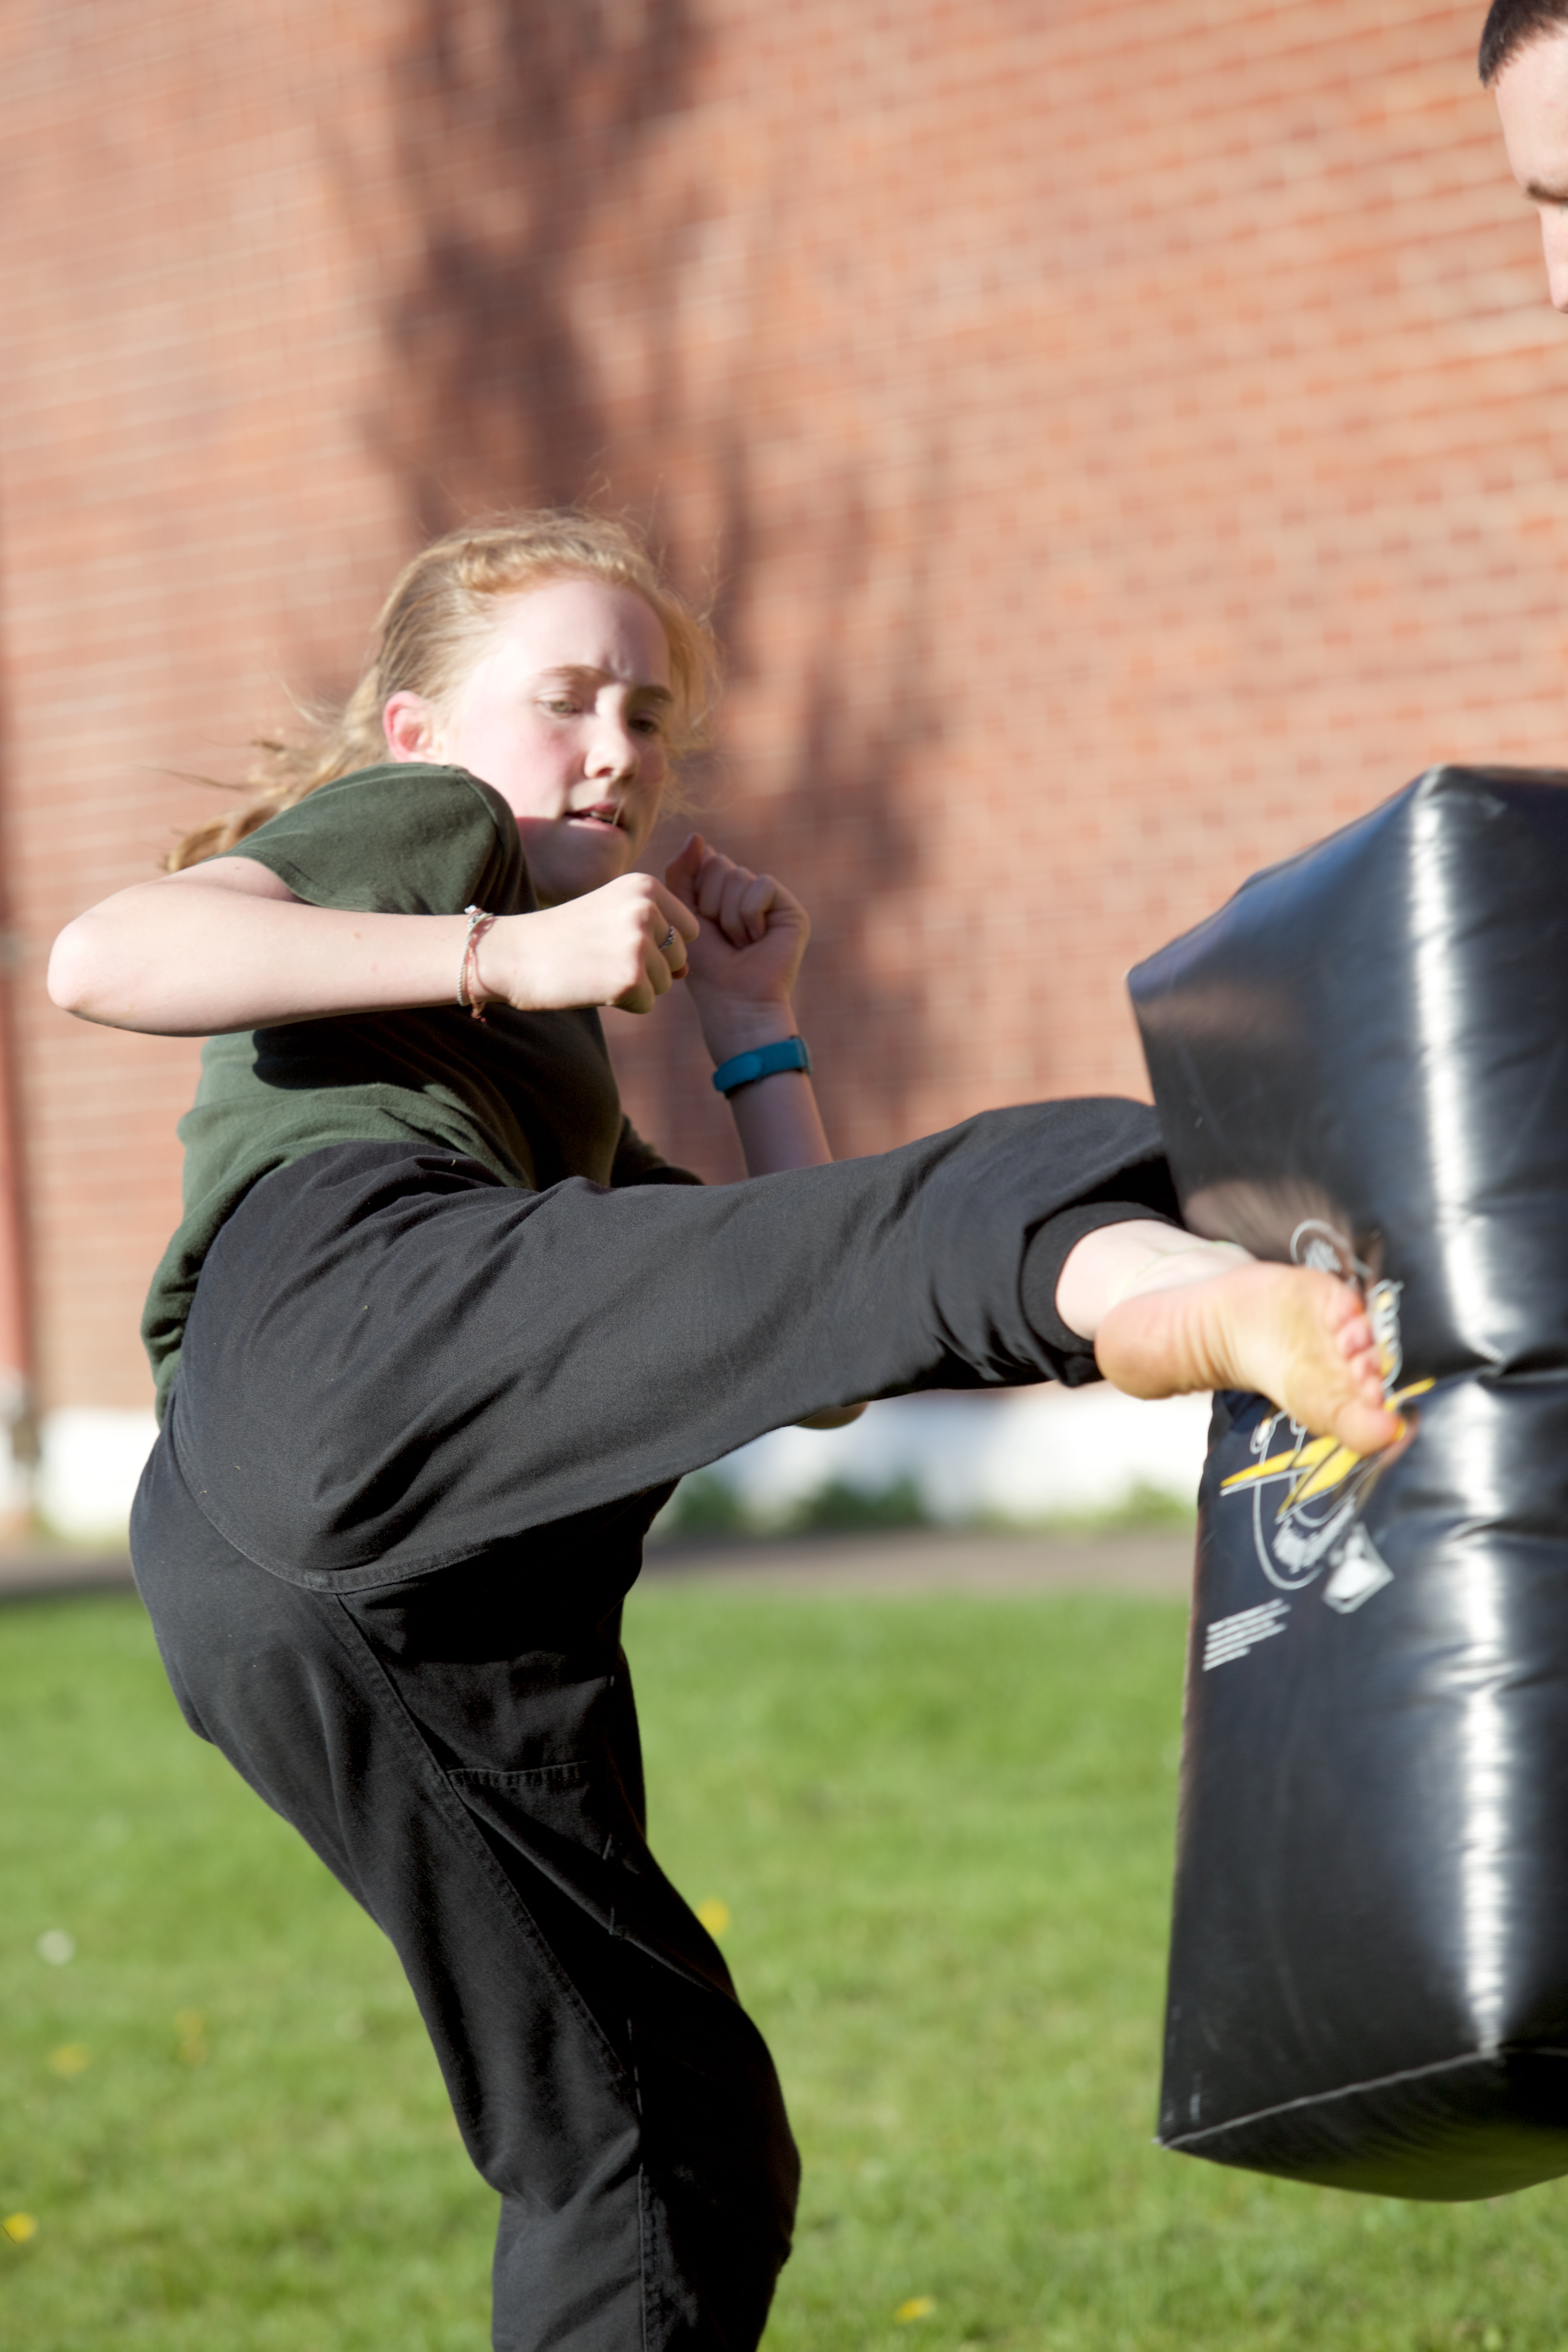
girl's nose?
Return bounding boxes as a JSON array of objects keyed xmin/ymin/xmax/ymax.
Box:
[{"xmin": 587, "ymin": 711, "xmax": 640, "ymax": 778}]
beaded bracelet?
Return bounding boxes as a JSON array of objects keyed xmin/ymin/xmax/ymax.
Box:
[{"xmin": 458, "ymin": 905, "xmax": 495, "ymax": 1023}]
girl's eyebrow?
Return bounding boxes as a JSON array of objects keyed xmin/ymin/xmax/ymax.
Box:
[{"xmin": 534, "ymin": 663, "xmax": 673, "ymax": 705}]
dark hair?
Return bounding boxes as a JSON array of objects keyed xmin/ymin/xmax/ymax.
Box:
[{"xmin": 1479, "ymin": 0, "xmax": 1568, "ymax": 84}]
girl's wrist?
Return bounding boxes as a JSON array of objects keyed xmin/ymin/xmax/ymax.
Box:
[
  {"xmin": 696, "ymin": 996, "xmax": 800, "ymax": 1065},
  {"xmin": 466, "ymin": 910, "xmax": 514, "ymax": 1013}
]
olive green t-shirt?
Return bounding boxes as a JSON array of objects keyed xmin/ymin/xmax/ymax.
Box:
[{"xmin": 142, "ymin": 762, "xmax": 698, "ymax": 1417}]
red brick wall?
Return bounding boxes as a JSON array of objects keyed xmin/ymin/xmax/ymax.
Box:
[{"xmin": 1, "ymin": 0, "xmax": 1561, "ymax": 1413}]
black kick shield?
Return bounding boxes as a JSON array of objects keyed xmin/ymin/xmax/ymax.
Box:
[{"xmin": 1129, "ymin": 765, "xmax": 1568, "ymax": 2200}]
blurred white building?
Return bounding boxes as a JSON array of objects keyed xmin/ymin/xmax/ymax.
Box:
[{"xmin": 663, "ymin": 1385, "xmax": 1212, "ymax": 1532}]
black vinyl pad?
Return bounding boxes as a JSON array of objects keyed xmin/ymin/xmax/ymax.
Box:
[{"xmin": 1129, "ymin": 765, "xmax": 1568, "ymax": 2201}]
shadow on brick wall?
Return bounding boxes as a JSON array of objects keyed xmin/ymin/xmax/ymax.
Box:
[
  {"xmin": 377, "ymin": 0, "xmax": 692, "ymax": 523},
  {"xmin": 353, "ymin": 0, "xmax": 933, "ymax": 1169}
]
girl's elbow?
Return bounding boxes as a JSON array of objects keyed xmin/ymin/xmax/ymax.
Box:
[{"xmin": 47, "ymin": 921, "xmax": 112, "ymax": 1020}]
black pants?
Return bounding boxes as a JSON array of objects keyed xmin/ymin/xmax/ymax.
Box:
[{"xmin": 130, "ymin": 1100, "xmax": 1169, "ymax": 2350}]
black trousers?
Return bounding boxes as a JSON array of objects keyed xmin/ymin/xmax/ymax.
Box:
[{"xmin": 130, "ymin": 1100, "xmax": 1169, "ymax": 2350}]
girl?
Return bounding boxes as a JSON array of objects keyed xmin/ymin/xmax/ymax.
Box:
[{"xmin": 49, "ymin": 512, "xmax": 1393, "ymax": 2352}]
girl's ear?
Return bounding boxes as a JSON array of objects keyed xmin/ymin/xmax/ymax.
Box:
[{"xmin": 383, "ymin": 692, "xmax": 444, "ymax": 763}]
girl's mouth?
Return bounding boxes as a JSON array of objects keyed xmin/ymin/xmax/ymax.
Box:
[{"xmin": 568, "ymin": 806, "xmax": 622, "ymax": 829}]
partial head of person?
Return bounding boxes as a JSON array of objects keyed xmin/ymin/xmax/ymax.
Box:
[
  {"xmin": 1481, "ymin": 0, "xmax": 1568, "ymax": 307},
  {"xmin": 170, "ymin": 511, "xmax": 720, "ymax": 909}
]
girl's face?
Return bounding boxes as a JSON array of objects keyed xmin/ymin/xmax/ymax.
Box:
[{"xmin": 383, "ymin": 574, "xmax": 673, "ymax": 908}]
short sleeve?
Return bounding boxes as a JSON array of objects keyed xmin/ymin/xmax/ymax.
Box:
[
  {"xmin": 609, "ymin": 1117, "xmax": 704, "ymax": 1189},
  {"xmin": 234, "ymin": 763, "xmax": 533, "ymax": 918}
]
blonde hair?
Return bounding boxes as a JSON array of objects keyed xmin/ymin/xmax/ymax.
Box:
[{"xmin": 167, "ymin": 511, "xmax": 721, "ymax": 870}]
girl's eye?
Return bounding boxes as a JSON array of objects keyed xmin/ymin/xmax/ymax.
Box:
[
  {"xmin": 542, "ymin": 698, "xmax": 579, "ymax": 716},
  {"xmin": 631, "ymin": 711, "xmax": 664, "ymax": 736}
]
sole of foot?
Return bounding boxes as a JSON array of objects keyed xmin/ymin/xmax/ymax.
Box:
[{"xmin": 1095, "ymin": 1262, "xmax": 1403, "ymax": 1456}]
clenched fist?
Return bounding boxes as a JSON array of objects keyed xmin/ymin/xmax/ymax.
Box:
[{"xmin": 483, "ymin": 873, "xmax": 699, "ymax": 1014}]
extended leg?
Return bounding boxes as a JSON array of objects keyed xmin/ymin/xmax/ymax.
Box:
[{"xmin": 170, "ymin": 1097, "xmax": 1171, "ymax": 1587}]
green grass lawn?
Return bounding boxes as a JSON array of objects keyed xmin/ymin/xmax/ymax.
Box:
[{"xmin": 0, "ymin": 1583, "xmax": 1563, "ymax": 2349}]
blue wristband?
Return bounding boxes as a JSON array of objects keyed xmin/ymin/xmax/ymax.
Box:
[{"xmin": 711, "ymin": 1035, "xmax": 813, "ymax": 1095}]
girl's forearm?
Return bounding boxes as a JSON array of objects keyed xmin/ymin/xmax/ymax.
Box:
[
  {"xmin": 48, "ymin": 878, "xmax": 474, "ymax": 1036},
  {"xmin": 725, "ymin": 1069, "xmax": 834, "ymax": 1178},
  {"xmin": 697, "ymin": 996, "xmax": 851, "ymax": 1424},
  {"xmin": 691, "ymin": 992, "xmax": 834, "ymax": 1178},
  {"xmin": 49, "ymin": 862, "xmax": 698, "ymax": 1035}
]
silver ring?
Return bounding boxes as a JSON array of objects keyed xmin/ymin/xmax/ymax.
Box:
[{"xmin": 660, "ymin": 925, "xmax": 677, "ymax": 954}]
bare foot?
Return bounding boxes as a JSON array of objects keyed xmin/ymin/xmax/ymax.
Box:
[{"xmin": 1094, "ymin": 1260, "xmax": 1403, "ymax": 1456}]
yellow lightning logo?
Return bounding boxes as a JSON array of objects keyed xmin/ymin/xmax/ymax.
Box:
[{"xmin": 1220, "ymin": 1380, "xmax": 1433, "ymax": 1514}]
